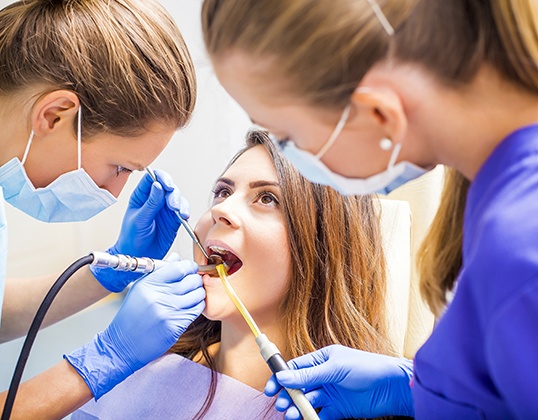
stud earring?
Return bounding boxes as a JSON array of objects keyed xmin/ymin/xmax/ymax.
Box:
[{"xmin": 379, "ymin": 137, "xmax": 393, "ymax": 151}]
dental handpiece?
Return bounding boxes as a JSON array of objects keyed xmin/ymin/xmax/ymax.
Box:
[
  {"xmin": 90, "ymin": 251, "xmax": 225, "ymax": 276},
  {"xmin": 145, "ymin": 166, "xmax": 211, "ymax": 260}
]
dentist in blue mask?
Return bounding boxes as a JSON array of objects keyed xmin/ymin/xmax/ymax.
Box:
[
  {"xmin": 203, "ymin": 0, "xmax": 538, "ymax": 418},
  {"xmin": 0, "ymin": 0, "xmax": 206, "ymax": 418}
]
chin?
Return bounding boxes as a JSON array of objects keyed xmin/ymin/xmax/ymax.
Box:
[{"xmin": 202, "ymin": 297, "xmax": 233, "ymax": 321}]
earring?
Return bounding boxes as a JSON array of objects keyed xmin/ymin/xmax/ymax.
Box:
[{"xmin": 379, "ymin": 137, "xmax": 393, "ymax": 151}]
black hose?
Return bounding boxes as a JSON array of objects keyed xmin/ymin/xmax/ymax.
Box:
[{"xmin": 1, "ymin": 254, "xmax": 94, "ymax": 420}]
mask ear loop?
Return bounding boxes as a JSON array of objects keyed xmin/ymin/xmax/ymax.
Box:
[
  {"xmin": 21, "ymin": 132, "xmax": 34, "ymax": 165},
  {"xmin": 77, "ymin": 105, "xmax": 82, "ymax": 170},
  {"xmin": 387, "ymin": 142, "xmax": 402, "ymax": 169},
  {"xmin": 315, "ymin": 103, "xmax": 352, "ymax": 159}
]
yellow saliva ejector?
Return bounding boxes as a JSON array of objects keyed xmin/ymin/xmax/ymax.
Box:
[{"xmin": 212, "ymin": 257, "xmax": 319, "ymax": 420}]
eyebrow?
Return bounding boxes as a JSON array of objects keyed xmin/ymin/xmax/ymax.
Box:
[{"xmin": 215, "ymin": 177, "xmax": 280, "ymax": 189}]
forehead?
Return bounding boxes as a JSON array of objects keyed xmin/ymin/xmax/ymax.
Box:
[{"xmin": 222, "ymin": 145, "xmax": 278, "ymax": 182}]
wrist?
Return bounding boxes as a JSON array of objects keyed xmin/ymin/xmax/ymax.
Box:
[
  {"xmin": 64, "ymin": 331, "xmax": 134, "ymax": 400},
  {"xmin": 395, "ymin": 358, "xmax": 415, "ymax": 417}
]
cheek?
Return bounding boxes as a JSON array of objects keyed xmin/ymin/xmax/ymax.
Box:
[{"xmin": 241, "ymin": 221, "xmax": 291, "ymax": 309}]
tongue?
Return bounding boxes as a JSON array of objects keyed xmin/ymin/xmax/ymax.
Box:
[{"xmin": 223, "ymin": 254, "xmax": 242, "ymax": 275}]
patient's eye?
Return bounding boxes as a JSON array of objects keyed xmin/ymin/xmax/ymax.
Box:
[
  {"xmin": 256, "ymin": 191, "xmax": 280, "ymax": 207},
  {"xmin": 212, "ymin": 185, "xmax": 232, "ymax": 201}
]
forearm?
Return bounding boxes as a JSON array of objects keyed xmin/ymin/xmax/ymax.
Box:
[
  {"xmin": 0, "ymin": 266, "xmax": 109, "ymax": 342},
  {"xmin": 0, "ymin": 359, "xmax": 93, "ymax": 420}
]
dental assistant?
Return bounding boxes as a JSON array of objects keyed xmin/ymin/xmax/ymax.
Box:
[
  {"xmin": 0, "ymin": 0, "xmax": 205, "ymax": 418},
  {"xmin": 201, "ymin": 0, "xmax": 538, "ymax": 418}
]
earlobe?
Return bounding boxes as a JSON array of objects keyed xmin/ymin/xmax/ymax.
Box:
[
  {"xmin": 31, "ymin": 90, "xmax": 80, "ymax": 136},
  {"xmin": 350, "ymin": 87, "xmax": 407, "ymax": 145}
]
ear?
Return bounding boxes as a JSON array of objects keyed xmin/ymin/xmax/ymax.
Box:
[
  {"xmin": 31, "ymin": 90, "xmax": 80, "ymax": 137},
  {"xmin": 349, "ymin": 87, "xmax": 407, "ymax": 145}
]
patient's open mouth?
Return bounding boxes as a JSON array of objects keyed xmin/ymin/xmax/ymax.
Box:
[{"xmin": 208, "ymin": 245, "xmax": 243, "ymax": 275}]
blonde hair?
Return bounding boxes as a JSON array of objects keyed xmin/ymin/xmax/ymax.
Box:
[
  {"xmin": 202, "ymin": 0, "xmax": 538, "ymax": 314},
  {"xmin": 202, "ymin": 0, "xmax": 414, "ymax": 108},
  {"xmin": 0, "ymin": 0, "xmax": 196, "ymax": 136},
  {"xmin": 418, "ymin": 169, "xmax": 470, "ymax": 317},
  {"xmin": 172, "ymin": 130, "xmax": 391, "ymax": 419}
]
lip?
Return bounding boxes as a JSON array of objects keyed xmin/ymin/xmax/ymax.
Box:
[
  {"xmin": 204, "ymin": 239, "xmax": 243, "ymax": 276},
  {"xmin": 202, "ymin": 272, "xmax": 222, "ymax": 287}
]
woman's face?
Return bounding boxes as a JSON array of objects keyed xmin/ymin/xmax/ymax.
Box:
[
  {"xmin": 194, "ymin": 145, "xmax": 291, "ymax": 329},
  {"xmin": 24, "ymin": 121, "xmax": 175, "ymax": 198}
]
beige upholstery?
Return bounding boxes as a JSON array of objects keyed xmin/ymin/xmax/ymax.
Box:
[{"xmin": 379, "ymin": 165, "xmax": 445, "ymax": 358}]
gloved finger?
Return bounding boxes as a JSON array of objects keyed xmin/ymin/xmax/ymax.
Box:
[
  {"xmin": 153, "ymin": 169, "xmax": 176, "ymax": 193},
  {"xmin": 284, "ymin": 405, "xmax": 302, "ymax": 420},
  {"xmin": 139, "ymin": 181, "xmax": 166, "ymax": 219},
  {"xmin": 153, "ymin": 169, "xmax": 190, "ymax": 220},
  {"xmin": 164, "ymin": 252, "xmax": 182, "ymax": 262},
  {"xmin": 303, "ymin": 388, "xmax": 326, "ymax": 411},
  {"xmin": 165, "ymin": 188, "xmax": 190, "ymax": 220},
  {"xmin": 171, "ymin": 285, "xmax": 206, "ymax": 310},
  {"xmin": 286, "ymin": 348, "xmax": 329, "ymax": 370},
  {"xmin": 128, "ymin": 173, "xmax": 154, "ymax": 207},
  {"xmin": 168, "ymin": 273, "xmax": 204, "ymax": 296},
  {"xmin": 264, "ymin": 374, "xmax": 283, "ymax": 396},
  {"xmin": 152, "ymin": 260, "xmax": 199, "ymax": 284},
  {"xmin": 274, "ymin": 389, "xmax": 293, "ymax": 412},
  {"xmin": 275, "ymin": 361, "xmax": 334, "ymax": 389}
]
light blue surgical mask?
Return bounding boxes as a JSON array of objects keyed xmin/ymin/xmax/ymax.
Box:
[
  {"xmin": 272, "ymin": 103, "xmax": 428, "ymax": 196},
  {"xmin": 0, "ymin": 107, "xmax": 117, "ymax": 222}
]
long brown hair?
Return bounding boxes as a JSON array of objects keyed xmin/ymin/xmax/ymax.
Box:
[
  {"xmin": 172, "ymin": 130, "xmax": 391, "ymax": 418},
  {"xmin": 201, "ymin": 0, "xmax": 538, "ymax": 314},
  {"xmin": 0, "ymin": 0, "xmax": 196, "ymax": 136}
]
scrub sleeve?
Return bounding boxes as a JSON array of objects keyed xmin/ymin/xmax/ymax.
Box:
[
  {"xmin": 413, "ymin": 125, "xmax": 538, "ymax": 419},
  {"xmin": 0, "ymin": 187, "xmax": 8, "ymax": 323}
]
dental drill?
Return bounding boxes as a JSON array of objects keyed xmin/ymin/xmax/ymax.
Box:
[{"xmin": 90, "ymin": 251, "xmax": 222, "ymax": 276}]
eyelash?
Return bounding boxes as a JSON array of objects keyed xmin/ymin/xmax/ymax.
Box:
[
  {"xmin": 212, "ymin": 185, "xmax": 231, "ymax": 199},
  {"xmin": 256, "ymin": 191, "xmax": 280, "ymax": 206},
  {"xmin": 211, "ymin": 186, "xmax": 280, "ymax": 206},
  {"xmin": 116, "ymin": 166, "xmax": 132, "ymax": 177}
]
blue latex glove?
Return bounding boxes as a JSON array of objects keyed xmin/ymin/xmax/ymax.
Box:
[
  {"xmin": 65, "ymin": 259, "xmax": 205, "ymax": 399},
  {"xmin": 265, "ymin": 344, "xmax": 414, "ymax": 419},
  {"xmin": 91, "ymin": 169, "xmax": 189, "ymax": 292}
]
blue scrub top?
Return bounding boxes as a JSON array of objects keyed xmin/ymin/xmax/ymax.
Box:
[
  {"xmin": 413, "ymin": 125, "xmax": 538, "ymax": 418},
  {"xmin": 0, "ymin": 187, "xmax": 7, "ymax": 324}
]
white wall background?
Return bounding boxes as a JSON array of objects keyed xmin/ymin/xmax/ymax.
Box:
[{"xmin": 2, "ymin": 0, "xmax": 251, "ymax": 279}]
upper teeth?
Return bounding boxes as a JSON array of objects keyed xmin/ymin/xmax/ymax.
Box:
[{"xmin": 209, "ymin": 245, "xmax": 229, "ymax": 254}]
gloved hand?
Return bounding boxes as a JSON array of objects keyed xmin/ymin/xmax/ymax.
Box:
[
  {"xmin": 91, "ymin": 169, "xmax": 189, "ymax": 292},
  {"xmin": 65, "ymin": 259, "xmax": 205, "ymax": 399},
  {"xmin": 265, "ymin": 344, "xmax": 414, "ymax": 419}
]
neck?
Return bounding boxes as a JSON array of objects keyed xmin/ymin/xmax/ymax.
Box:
[
  {"xmin": 212, "ymin": 317, "xmax": 287, "ymax": 392},
  {"xmin": 435, "ymin": 67, "xmax": 538, "ymax": 179}
]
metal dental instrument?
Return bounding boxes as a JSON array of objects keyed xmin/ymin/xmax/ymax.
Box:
[{"xmin": 145, "ymin": 166, "xmax": 211, "ymax": 261}]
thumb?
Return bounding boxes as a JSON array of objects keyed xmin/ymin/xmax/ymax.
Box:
[
  {"xmin": 164, "ymin": 252, "xmax": 182, "ymax": 262},
  {"xmin": 137, "ymin": 182, "xmax": 165, "ymax": 223},
  {"xmin": 276, "ymin": 363, "xmax": 334, "ymax": 390}
]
